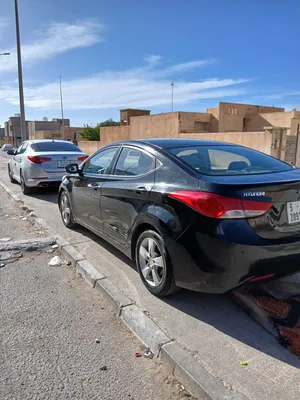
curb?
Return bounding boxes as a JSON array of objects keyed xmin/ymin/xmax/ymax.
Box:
[
  {"xmin": 0, "ymin": 180, "xmax": 248, "ymax": 400},
  {"xmin": 0, "ymin": 237, "xmax": 55, "ymax": 252}
]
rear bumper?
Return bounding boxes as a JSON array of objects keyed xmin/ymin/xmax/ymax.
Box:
[
  {"xmin": 168, "ymin": 225, "xmax": 300, "ymax": 293},
  {"xmin": 26, "ymin": 177, "xmax": 64, "ymax": 187}
]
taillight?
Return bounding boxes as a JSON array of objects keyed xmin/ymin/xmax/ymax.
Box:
[
  {"xmin": 28, "ymin": 156, "xmax": 52, "ymax": 164},
  {"xmin": 77, "ymin": 155, "xmax": 88, "ymax": 161},
  {"xmin": 249, "ymin": 274, "xmax": 275, "ymax": 283},
  {"xmin": 168, "ymin": 191, "xmax": 272, "ymax": 219}
]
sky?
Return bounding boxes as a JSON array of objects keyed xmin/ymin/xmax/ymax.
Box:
[{"xmin": 0, "ymin": 0, "xmax": 300, "ymax": 128}]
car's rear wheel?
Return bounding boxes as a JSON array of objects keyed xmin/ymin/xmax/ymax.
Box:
[
  {"xmin": 20, "ymin": 172, "xmax": 32, "ymax": 195},
  {"xmin": 135, "ymin": 230, "xmax": 178, "ymax": 297},
  {"xmin": 8, "ymin": 165, "xmax": 17, "ymax": 184},
  {"xmin": 59, "ymin": 191, "xmax": 77, "ymax": 229}
]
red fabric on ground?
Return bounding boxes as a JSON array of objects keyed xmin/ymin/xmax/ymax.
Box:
[{"xmin": 255, "ymin": 296, "xmax": 291, "ymax": 319}]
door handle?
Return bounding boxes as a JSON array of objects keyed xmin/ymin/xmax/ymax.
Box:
[
  {"xmin": 87, "ymin": 183, "xmax": 101, "ymax": 190},
  {"xmin": 136, "ymin": 186, "xmax": 148, "ymax": 194}
]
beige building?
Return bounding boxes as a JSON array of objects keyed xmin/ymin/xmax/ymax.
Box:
[
  {"xmin": 207, "ymin": 102, "xmax": 300, "ymax": 135},
  {"xmin": 79, "ymin": 103, "xmax": 299, "ymax": 166},
  {"xmin": 99, "ymin": 103, "xmax": 300, "ymax": 148},
  {"xmin": 4, "ymin": 116, "xmax": 82, "ymax": 145}
]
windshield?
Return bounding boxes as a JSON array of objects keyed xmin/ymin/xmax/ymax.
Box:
[
  {"xmin": 31, "ymin": 141, "xmax": 80, "ymax": 152},
  {"xmin": 168, "ymin": 145, "xmax": 293, "ymax": 176}
]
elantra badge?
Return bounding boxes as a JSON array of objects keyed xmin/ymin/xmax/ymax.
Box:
[{"xmin": 244, "ymin": 191, "xmax": 265, "ymax": 197}]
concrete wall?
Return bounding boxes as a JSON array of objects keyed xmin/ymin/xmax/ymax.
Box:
[
  {"xmin": 216, "ymin": 102, "xmax": 284, "ymax": 132},
  {"xmin": 179, "ymin": 112, "xmax": 211, "ymax": 132},
  {"xmin": 130, "ymin": 113, "xmax": 179, "ymax": 140},
  {"xmin": 77, "ymin": 140, "xmax": 101, "ymax": 155},
  {"xmin": 29, "ymin": 127, "xmax": 82, "ymax": 141},
  {"xmin": 291, "ymin": 118, "xmax": 300, "ymax": 136},
  {"xmin": 207, "ymin": 107, "xmax": 220, "ymax": 132},
  {"xmin": 178, "ymin": 131, "xmax": 272, "ymax": 155},
  {"xmin": 100, "ymin": 125, "xmax": 130, "ymax": 148},
  {"xmin": 120, "ymin": 109, "xmax": 150, "ymax": 125},
  {"xmin": 243, "ymin": 111, "xmax": 300, "ymax": 135}
]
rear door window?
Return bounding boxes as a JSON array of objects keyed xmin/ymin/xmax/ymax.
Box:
[
  {"xmin": 113, "ymin": 147, "xmax": 155, "ymax": 176},
  {"xmin": 168, "ymin": 145, "xmax": 293, "ymax": 176}
]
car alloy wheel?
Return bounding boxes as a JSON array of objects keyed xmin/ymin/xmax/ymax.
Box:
[
  {"xmin": 60, "ymin": 192, "xmax": 76, "ymax": 228},
  {"xmin": 139, "ymin": 237, "xmax": 166, "ymax": 287},
  {"xmin": 136, "ymin": 230, "xmax": 178, "ymax": 297}
]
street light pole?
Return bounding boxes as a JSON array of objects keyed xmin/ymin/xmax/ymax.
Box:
[{"xmin": 14, "ymin": 0, "xmax": 26, "ymax": 143}]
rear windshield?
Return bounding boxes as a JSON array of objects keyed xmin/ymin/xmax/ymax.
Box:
[
  {"xmin": 168, "ymin": 145, "xmax": 293, "ymax": 176},
  {"xmin": 31, "ymin": 141, "xmax": 80, "ymax": 152}
]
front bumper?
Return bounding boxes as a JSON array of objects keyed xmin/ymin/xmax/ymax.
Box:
[{"xmin": 168, "ymin": 226, "xmax": 300, "ymax": 294}]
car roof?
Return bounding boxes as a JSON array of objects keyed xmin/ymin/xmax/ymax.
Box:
[{"xmin": 118, "ymin": 138, "xmax": 237, "ymax": 149}]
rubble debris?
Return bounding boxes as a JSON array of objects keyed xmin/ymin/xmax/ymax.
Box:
[
  {"xmin": 143, "ymin": 349, "xmax": 154, "ymax": 359},
  {"xmin": 48, "ymin": 256, "xmax": 62, "ymax": 267},
  {"xmin": 0, "ymin": 238, "xmax": 11, "ymax": 242}
]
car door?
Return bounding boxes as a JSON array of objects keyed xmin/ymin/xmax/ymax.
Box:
[
  {"xmin": 12, "ymin": 142, "xmax": 28, "ymax": 180},
  {"xmin": 70, "ymin": 146, "xmax": 120, "ymax": 232},
  {"xmin": 101, "ymin": 146, "xmax": 156, "ymax": 246}
]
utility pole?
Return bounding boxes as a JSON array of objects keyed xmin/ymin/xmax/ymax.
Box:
[
  {"xmin": 14, "ymin": 0, "xmax": 26, "ymax": 143},
  {"xmin": 59, "ymin": 75, "xmax": 65, "ymax": 140},
  {"xmin": 171, "ymin": 80, "xmax": 174, "ymax": 112}
]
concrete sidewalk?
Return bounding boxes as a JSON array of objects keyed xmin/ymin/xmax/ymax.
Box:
[
  {"xmin": 0, "ymin": 210, "xmax": 191, "ymax": 400},
  {"xmin": 1, "ymin": 154, "xmax": 300, "ymax": 400}
]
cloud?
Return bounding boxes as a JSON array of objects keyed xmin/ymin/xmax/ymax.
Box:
[
  {"xmin": 0, "ymin": 20, "xmax": 104, "ymax": 72},
  {"xmin": 255, "ymin": 92, "xmax": 300, "ymax": 101},
  {"xmin": 0, "ymin": 57, "xmax": 250, "ymax": 111},
  {"xmin": 162, "ymin": 60, "xmax": 215, "ymax": 75},
  {"xmin": 144, "ymin": 55, "xmax": 162, "ymax": 64},
  {"xmin": 0, "ymin": 17, "xmax": 10, "ymax": 40}
]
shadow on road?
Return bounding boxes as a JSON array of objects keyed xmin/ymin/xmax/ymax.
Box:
[
  {"xmin": 69, "ymin": 223, "xmax": 300, "ymax": 370},
  {"xmin": 30, "ymin": 186, "xmax": 59, "ymax": 205}
]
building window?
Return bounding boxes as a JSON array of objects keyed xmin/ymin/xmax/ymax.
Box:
[
  {"xmin": 228, "ymin": 107, "xmax": 231, "ymax": 114},
  {"xmin": 234, "ymin": 107, "xmax": 237, "ymax": 115}
]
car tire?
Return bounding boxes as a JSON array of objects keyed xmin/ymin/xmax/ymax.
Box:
[
  {"xmin": 20, "ymin": 172, "xmax": 32, "ymax": 195},
  {"xmin": 8, "ymin": 165, "xmax": 17, "ymax": 184},
  {"xmin": 135, "ymin": 230, "xmax": 178, "ymax": 297},
  {"xmin": 59, "ymin": 191, "xmax": 77, "ymax": 229}
]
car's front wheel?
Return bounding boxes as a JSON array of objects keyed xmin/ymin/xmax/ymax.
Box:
[
  {"xmin": 59, "ymin": 191, "xmax": 77, "ymax": 229},
  {"xmin": 20, "ymin": 172, "xmax": 32, "ymax": 195},
  {"xmin": 135, "ymin": 230, "xmax": 178, "ymax": 297}
]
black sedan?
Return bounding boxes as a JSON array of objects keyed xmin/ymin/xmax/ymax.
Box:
[{"xmin": 58, "ymin": 138, "xmax": 300, "ymax": 297}]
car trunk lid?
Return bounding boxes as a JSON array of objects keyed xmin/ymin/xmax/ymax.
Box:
[
  {"xmin": 28, "ymin": 152, "xmax": 87, "ymax": 173},
  {"xmin": 201, "ymin": 168, "xmax": 300, "ymax": 240}
]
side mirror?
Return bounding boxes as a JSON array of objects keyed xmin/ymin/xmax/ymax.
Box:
[
  {"xmin": 65, "ymin": 163, "xmax": 79, "ymax": 174},
  {"xmin": 7, "ymin": 149, "xmax": 16, "ymax": 155}
]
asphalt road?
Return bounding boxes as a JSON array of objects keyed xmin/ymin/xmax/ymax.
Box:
[
  {"xmin": 1, "ymin": 155, "xmax": 300, "ymax": 400},
  {"xmin": 0, "ymin": 191, "xmax": 192, "ymax": 400}
]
